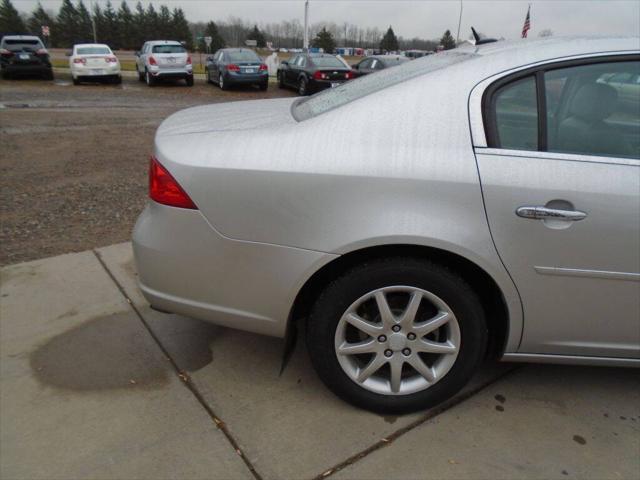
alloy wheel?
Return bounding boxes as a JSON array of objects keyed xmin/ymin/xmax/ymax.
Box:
[{"xmin": 334, "ymin": 286, "xmax": 460, "ymax": 396}]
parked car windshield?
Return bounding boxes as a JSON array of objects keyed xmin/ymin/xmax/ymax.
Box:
[
  {"xmin": 226, "ymin": 50, "xmax": 260, "ymax": 62},
  {"xmin": 77, "ymin": 47, "xmax": 111, "ymax": 55},
  {"xmin": 293, "ymin": 51, "xmax": 475, "ymax": 121},
  {"xmin": 152, "ymin": 45, "xmax": 186, "ymax": 54},
  {"xmin": 2, "ymin": 39, "xmax": 43, "ymax": 51},
  {"xmin": 312, "ymin": 56, "xmax": 346, "ymax": 68}
]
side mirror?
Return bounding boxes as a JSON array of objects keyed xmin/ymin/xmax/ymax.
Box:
[
  {"xmin": 281, "ymin": 60, "xmax": 288, "ymax": 66},
  {"xmin": 206, "ymin": 56, "xmax": 213, "ymax": 62},
  {"xmin": 352, "ymin": 64, "xmax": 359, "ymax": 70},
  {"xmin": 65, "ymin": 51, "xmax": 72, "ymax": 57},
  {"xmin": 134, "ymin": 51, "xmax": 140, "ymax": 57}
]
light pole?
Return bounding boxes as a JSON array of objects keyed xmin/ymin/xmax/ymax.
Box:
[
  {"xmin": 303, "ymin": 0, "xmax": 309, "ymax": 51},
  {"xmin": 456, "ymin": 0, "xmax": 464, "ymax": 45},
  {"xmin": 89, "ymin": 0, "xmax": 98, "ymax": 43}
]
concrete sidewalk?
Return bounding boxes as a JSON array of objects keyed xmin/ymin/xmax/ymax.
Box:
[{"xmin": 1, "ymin": 243, "xmax": 638, "ymax": 480}]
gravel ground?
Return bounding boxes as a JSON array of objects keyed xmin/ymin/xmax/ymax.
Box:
[{"xmin": 0, "ymin": 71, "xmax": 296, "ymax": 265}]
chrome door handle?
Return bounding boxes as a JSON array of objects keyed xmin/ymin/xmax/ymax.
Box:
[{"xmin": 516, "ymin": 206, "xmax": 587, "ymax": 221}]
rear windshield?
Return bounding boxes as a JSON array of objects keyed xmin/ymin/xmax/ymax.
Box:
[
  {"xmin": 293, "ymin": 51, "xmax": 475, "ymax": 121},
  {"xmin": 2, "ymin": 39, "xmax": 43, "ymax": 50},
  {"xmin": 152, "ymin": 44, "xmax": 186, "ymax": 54},
  {"xmin": 312, "ymin": 56, "xmax": 346, "ymax": 68},
  {"xmin": 77, "ymin": 47, "xmax": 111, "ymax": 55},
  {"xmin": 226, "ymin": 50, "xmax": 260, "ymax": 62}
]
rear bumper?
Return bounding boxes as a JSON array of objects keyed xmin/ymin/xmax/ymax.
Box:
[
  {"xmin": 149, "ymin": 67, "xmax": 192, "ymax": 79},
  {"xmin": 132, "ymin": 201, "xmax": 335, "ymax": 338},
  {"xmin": 226, "ymin": 72, "xmax": 269, "ymax": 85},
  {"xmin": 309, "ymin": 79, "xmax": 345, "ymax": 93},
  {"xmin": 71, "ymin": 64, "xmax": 121, "ymax": 77},
  {"xmin": 1, "ymin": 63, "xmax": 51, "ymax": 75}
]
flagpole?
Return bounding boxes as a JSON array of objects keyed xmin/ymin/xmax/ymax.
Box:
[{"xmin": 456, "ymin": 0, "xmax": 463, "ymax": 45}]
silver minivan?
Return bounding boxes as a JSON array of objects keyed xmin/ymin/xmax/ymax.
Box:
[{"xmin": 135, "ymin": 40, "xmax": 193, "ymax": 86}]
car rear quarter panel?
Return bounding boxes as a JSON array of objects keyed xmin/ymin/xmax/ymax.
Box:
[{"xmin": 155, "ymin": 61, "xmax": 524, "ymax": 351}]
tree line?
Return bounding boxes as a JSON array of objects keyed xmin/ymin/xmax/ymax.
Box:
[{"xmin": 1, "ymin": 0, "xmax": 456, "ymax": 52}]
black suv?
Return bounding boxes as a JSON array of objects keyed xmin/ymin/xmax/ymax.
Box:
[{"xmin": 0, "ymin": 35, "xmax": 53, "ymax": 80}]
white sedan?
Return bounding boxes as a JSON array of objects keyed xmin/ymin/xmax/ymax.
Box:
[{"xmin": 69, "ymin": 43, "xmax": 121, "ymax": 85}]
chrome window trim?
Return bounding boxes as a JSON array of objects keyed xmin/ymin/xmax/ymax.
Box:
[
  {"xmin": 474, "ymin": 147, "xmax": 640, "ymax": 167},
  {"xmin": 468, "ymin": 50, "xmax": 640, "ymax": 149}
]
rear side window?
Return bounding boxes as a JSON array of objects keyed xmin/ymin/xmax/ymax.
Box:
[
  {"xmin": 152, "ymin": 45, "xmax": 186, "ymax": 54},
  {"xmin": 493, "ymin": 76, "xmax": 539, "ymax": 151},
  {"xmin": 293, "ymin": 51, "xmax": 474, "ymax": 121},
  {"xmin": 485, "ymin": 57, "xmax": 639, "ymax": 160}
]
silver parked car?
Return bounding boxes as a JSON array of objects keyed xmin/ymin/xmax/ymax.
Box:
[
  {"xmin": 135, "ymin": 40, "xmax": 193, "ymax": 86},
  {"xmin": 133, "ymin": 37, "xmax": 640, "ymax": 413}
]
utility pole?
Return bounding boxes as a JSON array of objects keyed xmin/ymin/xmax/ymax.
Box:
[
  {"xmin": 89, "ymin": 0, "xmax": 98, "ymax": 43},
  {"xmin": 455, "ymin": 0, "xmax": 463, "ymax": 45},
  {"xmin": 303, "ymin": 0, "xmax": 309, "ymax": 51}
]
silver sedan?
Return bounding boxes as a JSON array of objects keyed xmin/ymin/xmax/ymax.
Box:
[{"xmin": 133, "ymin": 36, "xmax": 640, "ymax": 413}]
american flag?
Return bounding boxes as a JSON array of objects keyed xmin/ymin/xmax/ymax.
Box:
[{"xmin": 522, "ymin": 6, "xmax": 531, "ymax": 38}]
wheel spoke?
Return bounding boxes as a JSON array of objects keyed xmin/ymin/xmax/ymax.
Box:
[
  {"xmin": 345, "ymin": 313, "xmax": 383, "ymax": 337},
  {"xmin": 337, "ymin": 339, "xmax": 377, "ymax": 356},
  {"xmin": 356, "ymin": 353, "xmax": 387, "ymax": 383},
  {"xmin": 412, "ymin": 311, "xmax": 451, "ymax": 337},
  {"xmin": 389, "ymin": 357, "xmax": 403, "ymax": 393},
  {"xmin": 398, "ymin": 291, "xmax": 422, "ymax": 329},
  {"xmin": 407, "ymin": 355, "xmax": 436, "ymax": 382},
  {"xmin": 374, "ymin": 291, "xmax": 396, "ymax": 329},
  {"xmin": 415, "ymin": 338, "xmax": 457, "ymax": 354}
]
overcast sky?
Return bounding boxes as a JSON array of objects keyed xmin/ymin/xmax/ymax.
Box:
[{"xmin": 12, "ymin": 0, "xmax": 640, "ymax": 40}]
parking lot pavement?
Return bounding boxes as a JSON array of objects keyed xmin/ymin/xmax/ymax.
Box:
[
  {"xmin": 0, "ymin": 251, "xmax": 252, "ymax": 480},
  {"xmin": 2, "ymin": 243, "xmax": 639, "ymax": 480}
]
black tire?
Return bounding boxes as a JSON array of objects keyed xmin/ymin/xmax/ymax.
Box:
[
  {"xmin": 137, "ymin": 67, "xmax": 144, "ymax": 82},
  {"xmin": 42, "ymin": 69, "xmax": 54, "ymax": 80},
  {"xmin": 259, "ymin": 81, "xmax": 268, "ymax": 91},
  {"xmin": 205, "ymin": 68, "xmax": 213, "ymax": 84},
  {"xmin": 72, "ymin": 76, "xmax": 80, "ymax": 85},
  {"xmin": 113, "ymin": 75, "xmax": 122, "ymax": 85},
  {"xmin": 219, "ymin": 73, "xmax": 228, "ymax": 90},
  {"xmin": 298, "ymin": 77, "xmax": 308, "ymax": 96},
  {"xmin": 277, "ymin": 71, "xmax": 285, "ymax": 89},
  {"xmin": 306, "ymin": 258, "xmax": 487, "ymax": 414},
  {"xmin": 185, "ymin": 75, "xmax": 194, "ymax": 86},
  {"xmin": 1, "ymin": 69, "xmax": 9, "ymax": 80},
  {"xmin": 145, "ymin": 70, "xmax": 155, "ymax": 87}
]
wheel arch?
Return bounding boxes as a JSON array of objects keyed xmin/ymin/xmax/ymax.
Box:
[{"xmin": 287, "ymin": 243, "xmax": 511, "ymax": 359}]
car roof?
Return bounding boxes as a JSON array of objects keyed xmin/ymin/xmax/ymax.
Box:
[
  {"xmin": 74, "ymin": 43, "xmax": 111, "ymax": 48},
  {"xmin": 459, "ymin": 36, "xmax": 638, "ymax": 67},
  {"xmin": 221, "ymin": 48, "xmax": 257, "ymax": 52},
  {"xmin": 368, "ymin": 55, "xmax": 408, "ymax": 61},
  {"xmin": 146, "ymin": 40, "xmax": 182, "ymax": 45},
  {"xmin": 307, "ymin": 53, "xmax": 337, "ymax": 57},
  {"xmin": 2, "ymin": 35, "xmax": 41, "ymax": 41}
]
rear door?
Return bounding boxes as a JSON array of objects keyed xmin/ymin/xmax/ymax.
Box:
[{"xmin": 474, "ymin": 56, "xmax": 640, "ymax": 359}]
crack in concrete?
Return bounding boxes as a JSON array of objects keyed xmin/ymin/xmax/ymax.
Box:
[
  {"xmin": 311, "ymin": 365, "xmax": 523, "ymax": 480},
  {"xmin": 92, "ymin": 249, "xmax": 263, "ymax": 480}
]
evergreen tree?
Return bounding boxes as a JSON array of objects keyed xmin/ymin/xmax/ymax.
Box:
[
  {"xmin": 145, "ymin": 3, "xmax": 158, "ymax": 39},
  {"xmin": 171, "ymin": 7, "xmax": 192, "ymax": 49},
  {"xmin": 56, "ymin": 0, "xmax": 79, "ymax": 47},
  {"xmin": 379, "ymin": 26, "xmax": 398, "ymax": 52},
  {"xmin": 199, "ymin": 20, "xmax": 225, "ymax": 53},
  {"xmin": 0, "ymin": 0, "xmax": 26, "ymax": 35},
  {"xmin": 440, "ymin": 29, "xmax": 456, "ymax": 50},
  {"xmin": 246, "ymin": 25, "xmax": 265, "ymax": 48},
  {"xmin": 311, "ymin": 27, "xmax": 335, "ymax": 53},
  {"xmin": 157, "ymin": 5, "xmax": 172, "ymax": 39},
  {"xmin": 102, "ymin": 0, "xmax": 119, "ymax": 48},
  {"xmin": 27, "ymin": 3, "xmax": 54, "ymax": 43},
  {"xmin": 133, "ymin": 2, "xmax": 146, "ymax": 45},
  {"xmin": 76, "ymin": 0, "xmax": 94, "ymax": 42},
  {"xmin": 117, "ymin": 1, "xmax": 134, "ymax": 49}
]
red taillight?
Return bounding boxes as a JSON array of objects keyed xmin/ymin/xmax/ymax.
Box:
[
  {"xmin": 227, "ymin": 64, "xmax": 240, "ymax": 72},
  {"xmin": 0, "ymin": 48, "xmax": 12, "ymax": 57},
  {"xmin": 73, "ymin": 57, "xmax": 86, "ymax": 64},
  {"xmin": 148, "ymin": 56, "xmax": 157, "ymax": 65},
  {"xmin": 105, "ymin": 56, "xmax": 117, "ymax": 63},
  {"xmin": 345, "ymin": 71, "xmax": 353, "ymax": 79},
  {"xmin": 259, "ymin": 64, "xmax": 268, "ymax": 71},
  {"xmin": 313, "ymin": 71, "xmax": 328, "ymax": 80},
  {"xmin": 186, "ymin": 55, "xmax": 192, "ymax": 65},
  {"xmin": 149, "ymin": 157, "xmax": 197, "ymax": 209}
]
